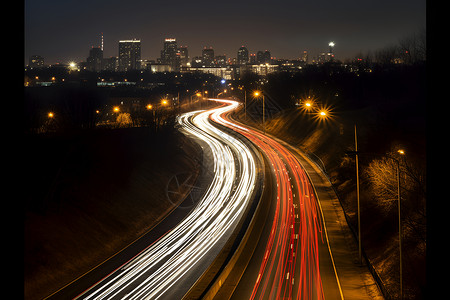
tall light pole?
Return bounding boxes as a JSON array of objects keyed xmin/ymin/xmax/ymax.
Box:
[
  {"xmin": 350, "ymin": 139, "xmax": 405, "ymax": 298},
  {"xmin": 329, "ymin": 41, "xmax": 335, "ymax": 62},
  {"xmin": 354, "ymin": 124, "xmax": 362, "ymax": 264},
  {"xmin": 389, "ymin": 149, "xmax": 405, "ymax": 300},
  {"xmin": 254, "ymin": 91, "xmax": 265, "ymax": 134},
  {"xmin": 244, "ymin": 89, "xmax": 247, "ymax": 121}
]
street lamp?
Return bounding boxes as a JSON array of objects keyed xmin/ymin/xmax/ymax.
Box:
[
  {"xmin": 391, "ymin": 149, "xmax": 405, "ymax": 300},
  {"xmin": 253, "ymin": 90, "xmax": 265, "ymax": 134},
  {"xmin": 48, "ymin": 112, "xmax": 54, "ymax": 118},
  {"xmin": 350, "ymin": 134, "xmax": 406, "ymax": 299},
  {"xmin": 354, "ymin": 124, "xmax": 362, "ymax": 264}
]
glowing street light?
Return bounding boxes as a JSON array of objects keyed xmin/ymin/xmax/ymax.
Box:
[
  {"xmin": 113, "ymin": 106, "xmax": 120, "ymax": 113},
  {"xmin": 146, "ymin": 104, "xmax": 153, "ymax": 110},
  {"xmin": 48, "ymin": 112, "xmax": 54, "ymax": 118},
  {"xmin": 161, "ymin": 99, "xmax": 168, "ymax": 106},
  {"xmin": 253, "ymin": 90, "xmax": 265, "ymax": 134}
]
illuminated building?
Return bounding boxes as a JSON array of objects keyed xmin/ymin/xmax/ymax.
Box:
[
  {"xmin": 301, "ymin": 50, "xmax": 308, "ymax": 63},
  {"xmin": 87, "ymin": 47, "xmax": 103, "ymax": 72},
  {"xmin": 215, "ymin": 55, "xmax": 227, "ymax": 67},
  {"xmin": 118, "ymin": 39, "xmax": 141, "ymax": 71},
  {"xmin": 237, "ymin": 46, "xmax": 249, "ymax": 65},
  {"xmin": 29, "ymin": 55, "xmax": 44, "ymax": 68},
  {"xmin": 103, "ymin": 56, "xmax": 117, "ymax": 71},
  {"xmin": 160, "ymin": 38, "xmax": 180, "ymax": 71},
  {"xmin": 179, "ymin": 46, "xmax": 189, "ymax": 66},
  {"xmin": 202, "ymin": 47, "xmax": 215, "ymax": 66}
]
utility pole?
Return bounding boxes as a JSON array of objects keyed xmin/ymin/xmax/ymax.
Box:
[
  {"xmin": 355, "ymin": 124, "xmax": 361, "ymax": 264},
  {"xmin": 244, "ymin": 89, "xmax": 247, "ymax": 121},
  {"xmin": 262, "ymin": 93, "xmax": 265, "ymax": 134},
  {"xmin": 395, "ymin": 158, "xmax": 403, "ymax": 300}
]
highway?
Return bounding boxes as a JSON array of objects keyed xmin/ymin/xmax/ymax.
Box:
[
  {"xmin": 210, "ymin": 98, "xmax": 344, "ymax": 300},
  {"xmin": 53, "ymin": 98, "xmax": 358, "ymax": 300},
  {"xmin": 75, "ymin": 103, "xmax": 260, "ymax": 299}
]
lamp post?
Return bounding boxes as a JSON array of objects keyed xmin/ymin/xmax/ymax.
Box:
[
  {"xmin": 349, "ymin": 140, "xmax": 405, "ymax": 299},
  {"xmin": 253, "ymin": 91, "xmax": 265, "ymax": 134},
  {"xmin": 354, "ymin": 124, "xmax": 362, "ymax": 264},
  {"xmin": 244, "ymin": 88, "xmax": 247, "ymax": 121},
  {"xmin": 389, "ymin": 149, "xmax": 405, "ymax": 300}
]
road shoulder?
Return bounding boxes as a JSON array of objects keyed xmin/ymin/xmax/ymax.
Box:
[{"xmin": 268, "ymin": 135, "xmax": 384, "ymax": 300}]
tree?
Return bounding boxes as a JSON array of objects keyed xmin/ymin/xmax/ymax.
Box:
[
  {"xmin": 364, "ymin": 149, "xmax": 426, "ymax": 242},
  {"xmin": 116, "ymin": 113, "xmax": 132, "ymax": 128}
]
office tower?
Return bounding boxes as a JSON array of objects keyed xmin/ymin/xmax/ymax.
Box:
[
  {"xmin": 263, "ymin": 50, "xmax": 271, "ymax": 64},
  {"xmin": 118, "ymin": 39, "xmax": 141, "ymax": 71},
  {"xmin": 179, "ymin": 46, "xmax": 189, "ymax": 66},
  {"xmin": 328, "ymin": 42, "xmax": 335, "ymax": 61},
  {"xmin": 161, "ymin": 38, "xmax": 180, "ymax": 71},
  {"xmin": 302, "ymin": 50, "xmax": 308, "ymax": 64},
  {"xmin": 237, "ymin": 46, "xmax": 249, "ymax": 65},
  {"xmin": 29, "ymin": 55, "xmax": 44, "ymax": 68},
  {"xmin": 215, "ymin": 55, "xmax": 227, "ymax": 67},
  {"xmin": 103, "ymin": 56, "xmax": 117, "ymax": 71},
  {"xmin": 256, "ymin": 51, "xmax": 264, "ymax": 64},
  {"xmin": 87, "ymin": 47, "xmax": 103, "ymax": 72},
  {"xmin": 202, "ymin": 47, "xmax": 215, "ymax": 66}
]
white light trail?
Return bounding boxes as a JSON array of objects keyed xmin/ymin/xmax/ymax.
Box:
[{"xmin": 78, "ymin": 101, "xmax": 257, "ymax": 299}]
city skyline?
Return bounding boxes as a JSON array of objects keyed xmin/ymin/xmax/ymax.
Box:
[{"xmin": 24, "ymin": 0, "xmax": 425, "ymax": 65}]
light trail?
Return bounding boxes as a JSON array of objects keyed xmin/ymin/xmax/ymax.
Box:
[
  {"xmin": 210, "ymin": 98, "xmax": 329, "ymax": 300},
  {"xmin": 76, "ymin": 102, "xmax": 258, "ymax": 299}
]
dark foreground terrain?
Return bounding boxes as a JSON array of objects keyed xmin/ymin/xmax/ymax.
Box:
[{"xmin": 24, "ymin": 127, "xmax": 202, "ymax": 300}]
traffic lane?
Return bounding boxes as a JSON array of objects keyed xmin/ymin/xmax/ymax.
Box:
[
  {"xmin": 223, "ymin": 126, "xmax": 296, "ymax": 299},
  {"xmin": 46, "ymin": 136, "xmax": 214, "ymax": 300},
  {"xmin": 229, "ymin": 143, "xmax": 279, "ymax": 300},
  {"xmin": 76, "ymin": 105, "xmax": 258, "ymax": 299},
  {"xmin": 267, "ymin": 134, "xmax": 342, "ymax": 300},
  {"xmin": 217, "ymin": 111, "xmax": 341, "ymax": 300}
]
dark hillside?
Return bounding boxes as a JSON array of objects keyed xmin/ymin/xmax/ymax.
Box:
[
  {"xmin": 24, "ymin": 127, "xmax": 201, "ymax": 300},
  {"xmin": 233, "ymin": 63, "xmax": 426, "ymax": 299}
]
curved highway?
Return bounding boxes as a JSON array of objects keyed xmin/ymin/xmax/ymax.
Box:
[
  {"xmin": 209, "ymin": 98, "xmax": 344, "ymax": 300},
  {"xmin": 75, "ymin": 103, "xmax": 259, "ymax": 299}
]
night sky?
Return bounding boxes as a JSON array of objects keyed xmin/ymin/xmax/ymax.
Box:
[{"xmin": 24, "ymin": 0, "xmax": 426, "ymax": 65}]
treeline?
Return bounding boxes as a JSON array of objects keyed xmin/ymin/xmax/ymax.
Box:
[{"xmin": 23, "ymin": 71, "xmax": 221, "ymax": 135}]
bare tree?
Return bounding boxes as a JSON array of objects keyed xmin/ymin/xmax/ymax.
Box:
[{"xmin": 364, "ymin": 149, "xmax": 426, "ymax": 242}]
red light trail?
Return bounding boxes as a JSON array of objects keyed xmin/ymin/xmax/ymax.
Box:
[{"xmin": 211, "ymin": 99, "xmax": 328, "ymax": 300}]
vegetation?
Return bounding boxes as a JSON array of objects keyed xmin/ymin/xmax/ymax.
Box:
[{"xmin": 230, "ymin": 40, "xmax": 426, "ymax": 298}]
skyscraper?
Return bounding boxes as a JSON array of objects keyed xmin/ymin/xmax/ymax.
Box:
[
  {"xmin": 118, "ymin": 39, "xmax": 141, "ymax": 71},
  {"xmin": 179, "ymin": 46, "xmax": 189, "ymax": 66},
  {"xmin": 202, "ymin": 47, "xmax": 215, "ymax": 66},
  {"xmin": 161, "ymin": 38, "xmax": 180, "ymax": 71},
  {"xmin": 256, "ymin": 50, "xmax": 271, "ymax": 64},
  {"xmin": 87, "ymin": 47, "xmax": 103, "ymax": 72},
  {"xmin": 237, "ymin": 46, "xmax": 249, "ymax": 65}
]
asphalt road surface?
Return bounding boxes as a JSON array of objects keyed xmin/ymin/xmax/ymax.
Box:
[
  {"xmin": 49, "ymin": 102, "xmax": 261, "ymax": 300},
  {"xmin": 211, "ymin": 99, "xmax": 344, "ymax": 300}
]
